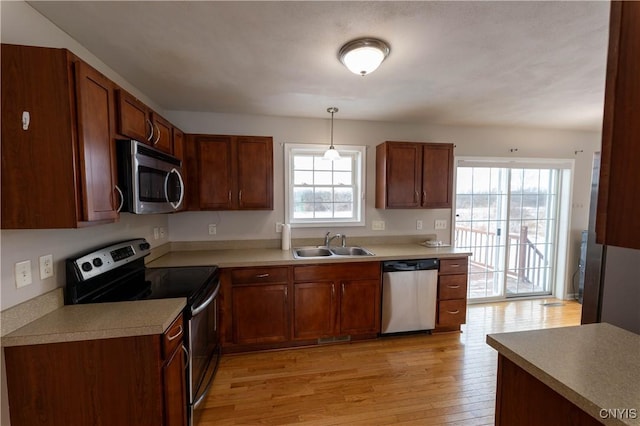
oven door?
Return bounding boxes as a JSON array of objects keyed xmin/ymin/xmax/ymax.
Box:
[{"xmin": 187, "ymin": 279, "xmax": 221, "ymax": 425}]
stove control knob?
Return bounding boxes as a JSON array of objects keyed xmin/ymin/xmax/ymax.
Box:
[
  {"xmin": 81, "ymin": 262, "xmax": 92, "ymax": 272},
  {"xmin": 92, "ymin": 258, "xmax": 103, "ymax": 267},
  {"xmin": 139, "ymin": 242, "xmax": 151, "ymax": 251}
]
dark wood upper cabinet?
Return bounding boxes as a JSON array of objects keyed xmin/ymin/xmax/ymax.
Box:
[
  {"xmin": 596, "ymin": 1, "xmax": 640, "ymax": 250},
  {"xmin": 188, "ymin": 134, "xmax": 273, "ymax": 211},
  {"xmin": 1, "ymin": 44, "xmax": 119, "ymax": 229},
  {"xmin": 115, "ymin": 89, "xmax": 174, "ymax": 155},
  {"xmin": 376, "ymin": 141, "xmax": 454, "ymax": 209}
]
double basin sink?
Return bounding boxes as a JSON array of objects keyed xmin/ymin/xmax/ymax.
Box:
[{"xmin": 292, "ymin": 246, "xmax": 375, "ymax": 259}]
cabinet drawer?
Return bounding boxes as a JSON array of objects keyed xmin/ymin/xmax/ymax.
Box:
[
  {"xmin": 438, "ymin": 299, "xmax": 467, "ymax": 326},
  {"xmin": 438, "ymin": 274, "xmax": 467, "ymax": 300},
  {"xmin": 163, "ymin": 314, "xmax": 184, "ymax": 359},
  {"xmin": 294, "ymin": 262, "xmax": 380, "ymax": 282},
  {"xmin": 231, "ymin": 266, "xmax": 288, "ymax": 284},
  {"xmin": 439, "ymin": 258, "xmax": 468, "ymax": 274}
]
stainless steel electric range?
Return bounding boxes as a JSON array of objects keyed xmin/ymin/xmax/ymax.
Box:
[{"xmin": 65, "ymin": 238, "xmax": 220, "ymax": 426}]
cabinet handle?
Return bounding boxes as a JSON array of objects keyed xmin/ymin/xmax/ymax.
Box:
[
  {"xmin": 341, "ymin": 282, "xmax": 345, "ymax": 296},
  {"xmin": 284, "ymin": 287, "xmax": 288, "ymax": 301},
  {"xmin": 331, "ymin": 283, "xmax": 335, "ymax": 300},
  {"xmin": 146, "ymin": 118, "xmax": 154, "ymax": 141},
  {"xmin": 449, "ymin": 264, "xmax": 460, "ymax": 268},
  {"xmin": 239, "ymin": 190, "xmax": 243, "ymax": 204},
  {"xmin": 414, "ymin": 190, "xmax": 419, "ymax": 203},
  {"xmin": 228, "ymin": 190, "xmax": 232, "ymax": 201},
  {"xmin": 167, "ymin": 324, "xmax": 183, "ymax": 341},
  {"xmin": 422, "ymin": 190, "xmax": 426, "ymax": 202},
  {"xmin": 447, "ymin": 285, "xmax": 461, "ymax": 289},
  {"xmin": 114, "ymin": 185, "xmax": 124, "ymax": 213},
  {"xmin": 255, "ymin": 273, "xmax": 270, "ymax": 278},
  {"xmin": 153, "ymin": 123, "xmax": 161, "ymax": 145},
  {"xmin": 446, "ymin": 310, "xmax": 460, "ymax": 315}
]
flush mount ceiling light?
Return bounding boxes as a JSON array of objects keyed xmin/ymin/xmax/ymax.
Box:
[
  {"xmin": 323, "ymin": 107, "xmax": 340, "ymax": 161},
  {"xmin": 339, "ymin": 37, "xmax": 391, "ymax": 76}
]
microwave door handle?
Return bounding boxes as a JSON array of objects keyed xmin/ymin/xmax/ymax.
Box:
[{"xmin": 164, "ymin": 168, "xmax": 185, "ymax": 209}]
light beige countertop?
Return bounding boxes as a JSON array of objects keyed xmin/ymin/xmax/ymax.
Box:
[
  {"xmin": 146, "ymin": 243, "xmax": 472, "ymax": 269},
  {"xmin": 487, "ymin": 323, "xmax": 640, "ymax": 426},
  {"xmin": 1, "ymin": 298, "xmax": 186, "ymax": 347}
]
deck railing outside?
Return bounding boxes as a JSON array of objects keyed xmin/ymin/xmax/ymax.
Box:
[{"xmin": 455, "ymin": 225, "xmax": 548, "ymax": 288}]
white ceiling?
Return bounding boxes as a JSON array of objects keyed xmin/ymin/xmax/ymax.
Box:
[{"xmin": 28, "ymin": 1, "xmax": 610, "ymax": 131}]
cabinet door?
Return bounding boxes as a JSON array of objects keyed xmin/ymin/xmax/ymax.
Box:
[
  {"xmin": 163, "ymin": 346, "xmax": 187, "ymax": 426},
  {"xmin": 74, "ymin": 61, "xmax": 119, "ymax": 222},
  {"xmin": 116, "ymin": 89, "xmax": 151, "ymax": 142},
  {"xmin": 383, "ymin": 142, "xmax": 422, "ymax": 208},
  {"xmin": 596, "ymin": 1, "xmax": 640, "ymax": 249},
  {"xmin": 173, "ymin": 128, "xmax": 185, "ymax": 161},
  {"xmin": 197, "ymin": 136, "xmax": 234, "ymax": 209},
  {"xmin": 152, "ymin": 113, "xmax": 173, "ymax": 154},
  {"xmin": 1, "ymin": 44, "xmax": 77, "ymax": 229},
  {"xmin": 421, "ymin": 143, "xmax": 454, "ymax": 208},
  {"xmin": 236, "ymin": 136, "xmax": 273, "ymax": 209},
  {"xmin": 293, "ymin": 282, "xmax": 336, "ymax": 339},
  {"xmin": 340, "ymin": 279, "xmax": 381, "ymax": 335},
  {"xmin": 232, "ymin": 284, "xmax": 289, "ymax": 344}
]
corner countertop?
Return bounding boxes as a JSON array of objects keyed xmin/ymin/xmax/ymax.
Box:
[
  {"xmin": 487, "ymin": 323, "xmax": 640, "ymax": 426},
  {"xmin": 1, "ymin": 298, "xmax": 186, "ymax": 347},
  {"xmin": 146, "ymin": 244, "xmax": 472, "ymax": 269}
]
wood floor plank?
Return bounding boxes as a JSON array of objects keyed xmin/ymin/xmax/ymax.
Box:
[{"xmin": 198, "ymin": 298, "xmax": 581, "ymax": 425}]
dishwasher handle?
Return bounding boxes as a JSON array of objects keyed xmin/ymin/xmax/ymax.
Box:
[{"xmin": 382, "ymin": 258, "xmax": 439, "ymax": 272}]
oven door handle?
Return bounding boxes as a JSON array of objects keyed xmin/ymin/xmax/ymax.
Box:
[
  {"xmin": 191, "ymin": 282, "xmax": 220, "ymax": 316},
  {"xmin": 181, "ymin": 344, "xmax": 190, "ymax": 372}
]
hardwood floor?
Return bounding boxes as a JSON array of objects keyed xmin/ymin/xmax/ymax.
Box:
[{"xmin": 198, "ymin": 298, "xmax": 582, "ymax": 425}]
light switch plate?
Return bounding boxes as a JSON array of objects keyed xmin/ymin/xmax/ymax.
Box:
[
  {"xmin": 435, "ymin": 220, "xmax": 447, "ymax": 230},
  {"xmin": 15, "ymin": 260, "xmax": 32, "ymax": 288}
]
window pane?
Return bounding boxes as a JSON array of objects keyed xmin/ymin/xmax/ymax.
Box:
[
  {"xmin": 314, "ymin": 171, "xmax": 332, "ymax": 185},
  {"xmin": 334, "ymin": 203, "xmax": 353, "ymax": 218},
  {"xmin": 314, "ymin": 188, "xmax": 332, "ymax": 203},
  {"xmin": 314, "ymin": 157, "xmax": 332, "ymax": 171},
  {"xmin": 334, "ymin": 171, "xmax": 352, "ymax": 185},
  {"xmin": 334, "ymin": 187, "xmax": 353, "ymax": 203},
  {"xmin": 333, "ymin": 157, "xmax": 352, "ymax": 171},
  {"xmin": 294, "ymin": 170, "xmax": 313, "ymax": 185},
  {"xmin": 294, "ymin": 155, "xmax": 314, "ymax": 170}
]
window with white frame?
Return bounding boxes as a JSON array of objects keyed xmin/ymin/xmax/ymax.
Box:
[{"xmin": 285, "ymin": 144, "xmax": 366, "ymax": 227}]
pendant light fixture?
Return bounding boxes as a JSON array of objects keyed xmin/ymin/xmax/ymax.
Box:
[
  {"xmin": 339, "ymin": 38, "xmax": 391, "ymax": 76},
  {"xmin": 323, "ymin": 107, "xmax": 340, "ymax": 161}
]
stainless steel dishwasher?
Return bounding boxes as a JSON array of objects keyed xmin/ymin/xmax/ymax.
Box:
[{"xmin": 381, "ymin": 259, "xmax": 439, "ymax": 334}]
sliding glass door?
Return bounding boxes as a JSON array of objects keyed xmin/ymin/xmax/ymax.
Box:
[{"xmin": 455, "ymin": 160, "xmax": 563, "ymax": 301}]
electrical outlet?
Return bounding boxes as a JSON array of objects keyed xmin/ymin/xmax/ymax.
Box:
[
  {"xmin": 39, "ymin": 255, "xmax": 54, "ymax": 280},
  {"xmin": 153, "ymin": 227, "xmax": 160, "ymax": 240},
  {"xmin": 208, "ymin": 224, "xmax": 217, "ymax": 235},
  {"xmin": 275, "ymin": 222, "xmax": 283, "ymax": 233},
  {"xmin": 372, "ymin": 220, "xmax": 385, "ymax": 231},
  {"xmin": 416, "ymin": 220, "xmax": 423, "ymax": 230},
  {"xmin": 15, "ymin": 260, "xmax": 32, "ymax": 288},
  {"xmin": 435, "ymin": 220, "xmax": 447, "ymax": 230},
  {"xmin": 159, "ymin": 227, "xmax": 166, "ymax": 239}
]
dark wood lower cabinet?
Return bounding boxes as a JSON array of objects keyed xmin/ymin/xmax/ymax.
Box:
[
  {"xmin": 222, "ymin": 262, "xmax": 382, "ymax": 352},
  {"xmin": 293, "ymin": 263, "xmax": 381, "ymax": 340},
  {"xmin": 4, "ymin": 315, "xmax": 186, "ymax": 426},
  {"xmin": 495, "ymin": 355, "xmax": 602, "ymax": 426}
]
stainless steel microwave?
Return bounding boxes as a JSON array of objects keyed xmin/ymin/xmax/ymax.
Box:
[{"xmin": 117, "ymin": 140, "xmax": 184, "ymax": 214}]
